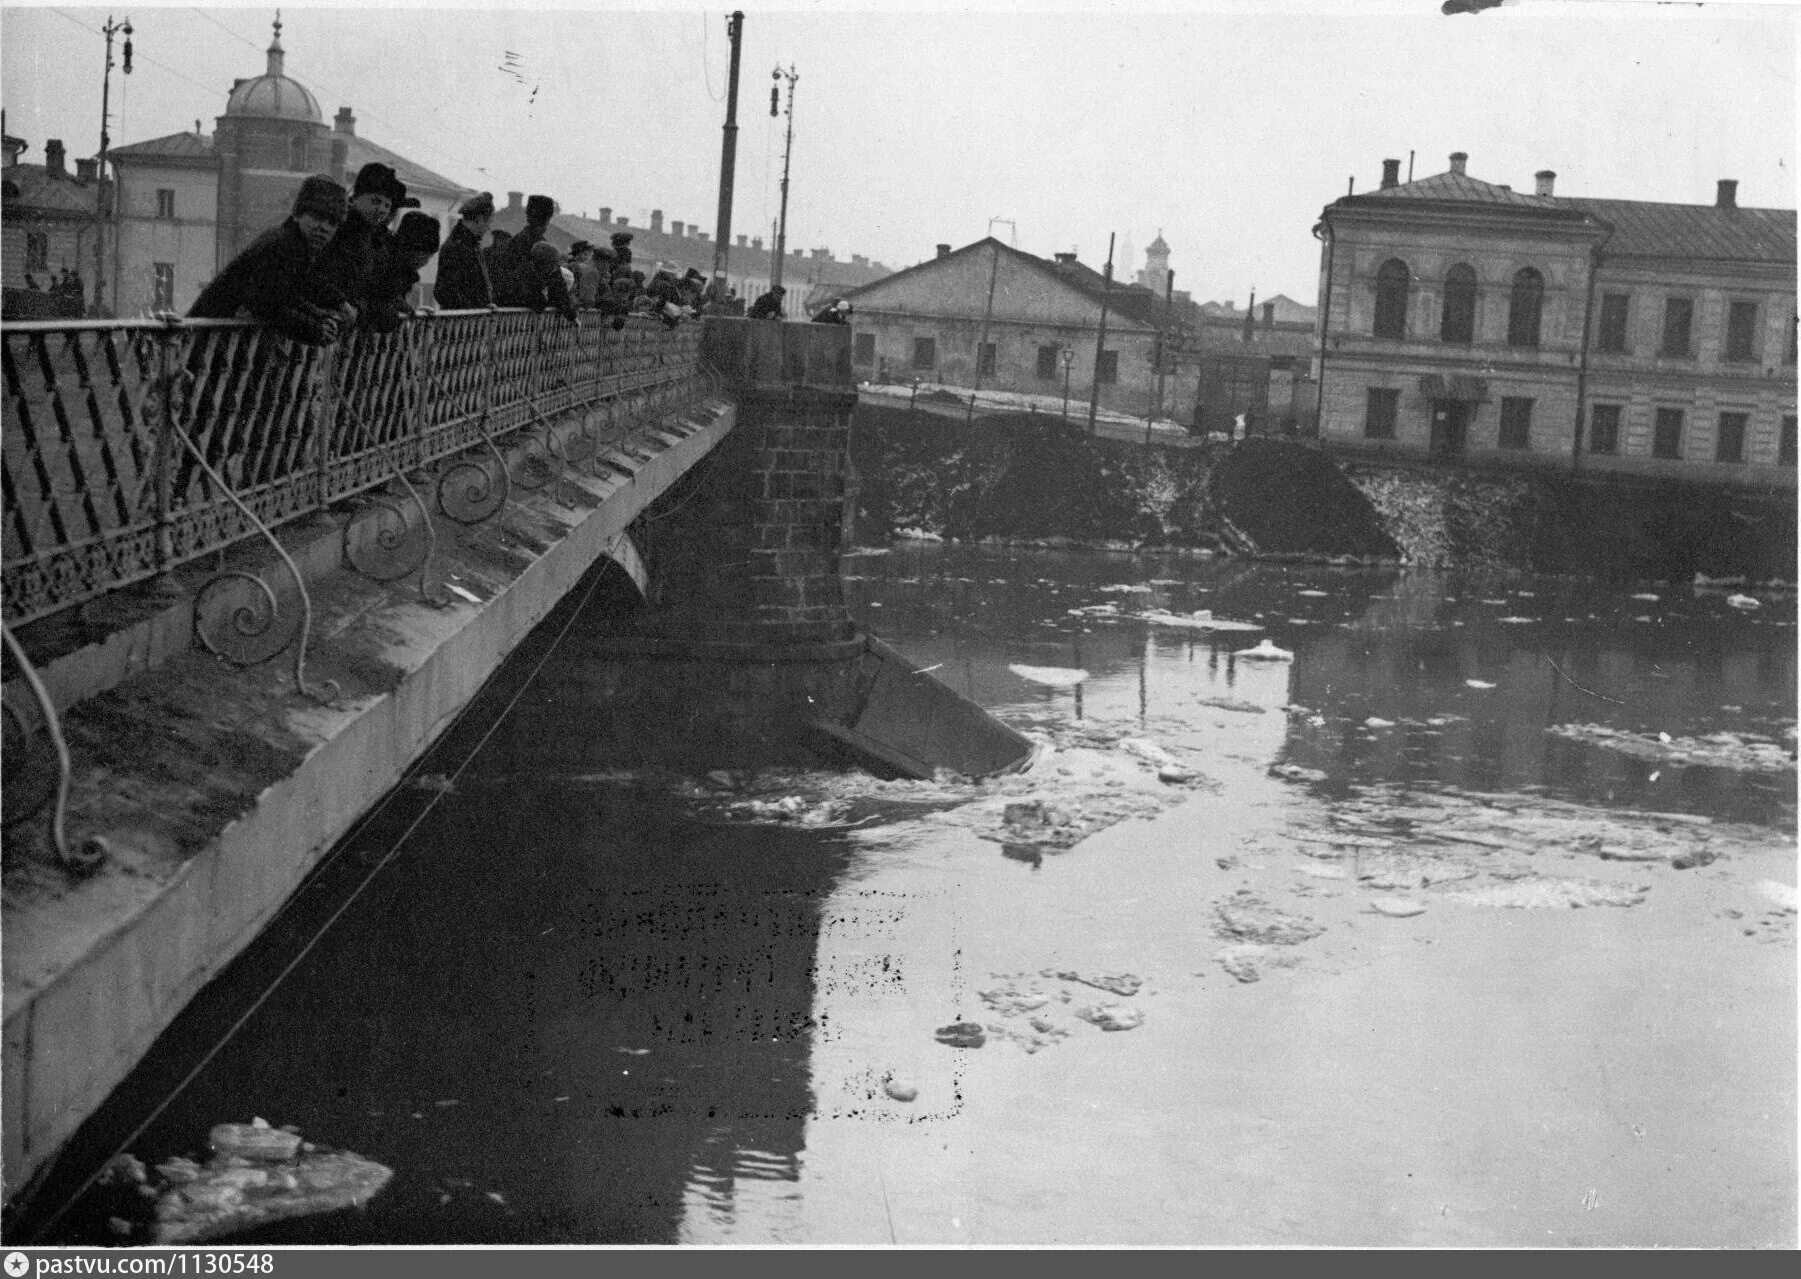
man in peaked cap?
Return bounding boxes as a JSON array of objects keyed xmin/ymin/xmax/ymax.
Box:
[
  {"xmin": 435, "ymin": 191, "xmax": 496, "ymax": 309},
  {"xmin": 608, "ymin": 230, "xmax": 634, "ymax": 276}
]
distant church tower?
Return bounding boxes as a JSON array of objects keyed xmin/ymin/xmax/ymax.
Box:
[
  {"xmin": 1138, "ymin": 229, "xmax": 1172, "ymax": 295},
  {"xmin": 212, "ymin": 13, "xmax": 328, "ymax": 264}
]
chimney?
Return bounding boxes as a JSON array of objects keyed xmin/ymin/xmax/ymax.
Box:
[
  {"xmin": 194, "ymin": 119, "xmax": 202, "ymax": 136},
  {"xmin": 671, "ymin": 220, "xmax": 684, "ymax": 237},
  {"xmin": 1717, "ymin": 179, "xmax": 1738, "ymax": 209},
  {"xmin": 1534, "ymin": 169, "xmax": 1556, "ymax": 197},
  {"xmin": 697, "ymin": 231, "xmax": 708, "ymax": 242},
  {"xmin": 1380, "ymin": 158, "xmax": 1401, "ymax": 189},
  {"xmin": 44, "ymin": 138, "xmax": 65, "ymax": 178},
  {"xmin": 330, "ymin": 137, "xmax": 348, "ymax": 183},
  {"xmin": 810, "ymin": 247, "xmax": 829, "ymax": 260},
  {"xmin": 506, "ymin": 191, "xmax": 524, "ymax": 211},
  {"xmin": 737, "ymin": 234, "xmax": 748, "ymax": 247},
  {"xmin": 650, "ymin": 209, "xmax": 663, "ymax": 232},
  {"xmin": 75, "ymin": 157, "xmax": 97, "ymax": 184},
  {"xmin": 1449, "ymin": 151, "xmax": 1468, "ymax": 176},
  {"xmin": 852, "ymin": 254, "xmax": 867, "ymax": 267},
  {"xmin": 1053, "ymin": 252, "xmax": 1076, "ymax": 265},
  {"xmin": 599, "ymin": 207, "xmax": 612, "ymax": 223},
  {"xmin": 616, "ymin": 216, "xmax": 629, "ymax": 227},
  {"xmin": 936, "ymin": 243, "xmax": 951, "ymax": 258},
  {"xmin": 1262, "ymin": 301, "xmax": 1275, "ymax": 329},
  {"xmin": 334, "ymin": 107, "xmax": 356, "ymax": 136}
]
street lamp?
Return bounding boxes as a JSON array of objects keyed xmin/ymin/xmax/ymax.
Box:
[
  {"xmin": 95, "ymin": 14, "xmax": 133, "ymax": 316},
  {"xmin": 769, "ymin": 63, "xmax": 798, "ymax": 309},
  {"xmin": 1059, "ymin": 346, "xmax": 1075, "ymax": 421}
]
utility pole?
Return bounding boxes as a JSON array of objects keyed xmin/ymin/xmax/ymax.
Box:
[
  {"xmin": 95, "ymin": 14, "xmax": 133, "ymax": 316},
  {"xmin": 1086, "ymin": 232, "xmax": 1115, "ymax": 436},
  {"xmin": 769, "ymin": 63, "xmax": 798, "ymax": 309},
  {"xmin": 967, "ymin": 237, "xmax": 1003, "ymax": 423},
  {"xmin": 710, "ymin": 11, "xmax": 745, "ymax": 294},
  {"xmin": 1147, "ymin": 268, "xmax": 1173, "ymax": 442}
]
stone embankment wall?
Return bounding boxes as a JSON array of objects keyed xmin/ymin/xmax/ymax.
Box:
[{"xmin": 849, "ymin": 406, "xmax": 1797, "ymax": 583}]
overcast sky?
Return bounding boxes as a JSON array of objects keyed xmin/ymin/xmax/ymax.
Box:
[{"xmin": 2, "ymin": 1, "xmax": 1794, "ymax": 304}]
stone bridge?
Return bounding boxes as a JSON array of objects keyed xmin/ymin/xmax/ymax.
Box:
[{"xmin": 1, "ymin": 309, "xmax": 1016, "ymax": 1204}]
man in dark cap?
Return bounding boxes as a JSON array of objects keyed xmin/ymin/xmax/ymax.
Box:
[
  {"xmin": 189, "ymin": 174, "xmax": 352, "ymax": 339},
  {"xmin": 608, "ymin": 230, "xmax": 634, "ymax": 277},
  {"xmin": 317, "ymin": 162, "xmax": 405, "ymax": 324},
  {"xmin": 181, "ymin": 174, "xmax": 356, "ymax": 490},
  {"xmin": 362, "ymin": 211, "xmax": 443, "ymax": 333},
  {"xmin": 490, "ymin": 194, "xmax": 575, "ymax": 320},
  {"xmin": 434, "ymin": 191, "xmax": 496, "ymax": 309},
  {"xmin": 748, "ymin": 284, "xmax": 786, "ymax": 320},
  {"xmin": 811, "ymin": 298, "xmax": 851, "ymax": 324}
]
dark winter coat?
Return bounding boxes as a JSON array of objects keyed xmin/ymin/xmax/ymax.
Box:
[
  {"xmin": 433, "ymin": 221, "xmax": 493, "ymax": 310},
  {"xmin": 748, "ymin": 289, "xmax": 785, "ymax": 320},
  {"xmin": 188, "ymin": 218, "xmax": 348, "ymax": 345},
  {"xmin": 491, "ymin": 224, "xmax": 575, "ymax": 318},
  {"xmin": 314, "ymin": 213, "xmax": 387, "ymax": 320}
]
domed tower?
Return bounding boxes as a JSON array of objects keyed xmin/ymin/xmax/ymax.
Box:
[
  {"xmin": 212, "ymin": 13, "xmax": 327, "ymax": 262},
  {"xmin": 1139, "ymin": 229, "xmax": 1172, "ymax": 294}
]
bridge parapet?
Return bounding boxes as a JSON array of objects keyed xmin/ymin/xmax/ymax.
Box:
[
  {"xmin": 2, "ymin": 313, "xmax": 706, "ymax": 629},
  {"xmin": 698, "ymin": 317, "xmax": 856, "ymax": 397}
]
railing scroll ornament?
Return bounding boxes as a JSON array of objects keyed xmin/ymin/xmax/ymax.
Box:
[{"xmin": 1, "ymin": 622, "xmax": 104, "ymax": 873}]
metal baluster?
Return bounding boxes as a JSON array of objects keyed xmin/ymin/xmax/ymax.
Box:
[
  {"xmin": 434, "ymin": 311, "xmax": 511, "ymax": 524},
  {"xmin": 339, "ymin": 398, "xmax": 446, "ymax": 606},
  {"xmin": 2, "ymin": 622, "xmax": 104, "ymax": 874},
  {"xmin": 172, "ymin": 418, "xmax": 338, "ymax": 705}
]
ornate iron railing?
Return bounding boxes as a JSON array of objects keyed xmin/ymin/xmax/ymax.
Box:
[{"xmin": 1, "ymin": 312, "xmax": 705, "ymax": 627}]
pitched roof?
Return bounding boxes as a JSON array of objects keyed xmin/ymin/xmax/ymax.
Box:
[
  {"xmin": 1562, "ymin": 197, "xmax": 1795, "ymax": 264},
  {"xmin": 109, "ymin": 131, "xmax": 217, "ymax": 162},
  {"xmin": 1357, "ymin": 168, "xmax": 1560, "ymax": 210},
  {"xmin": 0, "ymin": 163, "xmax": 98, "ymax": 216},
  {"xmin": 845, "ymin": 238, "xmax": 1180, "ymax": 330}
]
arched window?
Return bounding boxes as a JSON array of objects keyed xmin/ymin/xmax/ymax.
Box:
[
  {"xmin": 288, "ymin": 133, "xmax": 308, "ymax": 172},
  {"xmin": 1373, "ymin": 259, "xmax": 1410, "ymax": 339},
  {"xmin": 1440, "ymin": 264, "xmax": 1477, "ymax": 344},
  {"xmin": 1507, "ymin": 267, "xmax": 1544, "ymax": 348}
]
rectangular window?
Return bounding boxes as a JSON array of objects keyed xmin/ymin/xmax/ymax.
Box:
[
  {"xmin": 25, "ymin": 231, "xmax": 48, "ymax": 272},
  {"xmin": 156, "ymin": 188, "xmax": 176, "ymax": 220},
  {"xmin": 1596, "ymin": 293, "xmax": 1629, "ymax": 354},
  {"xmin": 1715, "ymin": 411, "xmax": 1748, "ymax": 463},
  {"xmin": 1589, "ymin": 403, "xmax": 1621, "ymax": 455},
  {"xmin": 1781, "ymin": 415, "xmax": 1797, "ymax": 467},
  {"xmin": 1036, "ymin": 345, "xmax": 1058, "ymax": 380},
  {"xmin": 1660, "ymin": 298, "xmax": 1693, "ymax": 357},
  {"xmin": 911, "ymin": 337, "xmax": 936, "ymax": 370},
  {"xmin": 1725, "ymin": 301, "xmax": 1758, "ymax": 363},
  {"xmin": 852, "ymin": 332, "xmax": 875, "ymax": 365},
  {"xmin": 977, "ymin": 342, "xmax": 996, "ymax": 376},
  {"xmin": 1498, "ymin": 397, "xmax": 1533, "ymax": 450},
  {"xmin": 1653, "ymin": 407, "xmax": 1684, "ymax": 459},
  {"xmin": 152, "ymin": 263, "xmax": 175, "ymax": 310},
  {"xmin": 1364, "ymin": 387, "xmax": 1399, "ymax": 440},
  {"xmin": 1095, "ymin": 350, "xmax": 1118, "ymax": 384}
]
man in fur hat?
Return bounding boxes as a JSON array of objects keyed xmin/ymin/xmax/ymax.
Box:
[
  {"xmin": 181, "ymin": 174, "xmax": 357, "ymax": 490},
  {"xmin": 189, "ymin": 174, "xmax": 352, "ymax": 341},
  {"xmin": 317, "ymin": 162, "xmax": 405, "ymax": 322},
  {"xmin": 434, "ymin": 191, "xmax": 496, "ymax": 309},
  {"xmin": 362, "ymin": 211, "xmax": 443, "ymax": 333},
  {"xmin": 608, "ymin": 230, "xmax": 634, "ymax": 277}
]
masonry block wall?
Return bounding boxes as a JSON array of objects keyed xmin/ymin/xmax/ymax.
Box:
[{"xmin": 635, "ymin": 387, "xmax": 858, "ymax": 648}]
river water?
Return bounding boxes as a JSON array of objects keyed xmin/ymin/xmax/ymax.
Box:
[{"xmin": 45, "ymin": 545, "xmax": 1798, "ymax": 1247}]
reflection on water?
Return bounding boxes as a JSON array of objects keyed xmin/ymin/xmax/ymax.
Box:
[{"xmin": 43, "ymin": 544, "xmax": 1794, "ymax": 1245}]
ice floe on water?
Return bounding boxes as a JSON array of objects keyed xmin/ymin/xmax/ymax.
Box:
[
  {"xmin": 1548, "ymin": 723, "xmax": 1796, "ymax": 773},
  {"xmin": 1234, "ymin": 639, "xmax": 1294, "ymax": 661},
  {"xmin": 1464, "ymin": 679, "xmax": 1496, "ymax": 689},
  {"xmin": 1009, "ymin": 664, "xmax": 1091, "ymax": 686},
  {"xmin": 1138, "ymin": 609, "xmax": 1263, "ymax": 632}
]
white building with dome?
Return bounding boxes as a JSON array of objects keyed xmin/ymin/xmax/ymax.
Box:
[{"xmin": 102, "ymin": 16, "xmax": 472, "ymax": 316}]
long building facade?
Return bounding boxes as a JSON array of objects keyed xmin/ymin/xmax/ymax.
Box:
[{"xmin": 1313, "ymin": 153, "xmax": 1796, "ymax": 490}]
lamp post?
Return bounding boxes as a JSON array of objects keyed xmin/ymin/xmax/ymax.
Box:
[
  {"xmin": 1059, "ymin": 346, "xmax": 1075, "ymax": 421},
  {"xmin": 769, "ymin": 63, "xmax": 798, "ymax": 312},
  {"xmin": 94, "ymin": 14, "xmax": 133, "ymax": 316}
]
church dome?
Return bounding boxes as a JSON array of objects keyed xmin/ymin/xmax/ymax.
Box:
[{"xmin": 223, "ymin": 17, "xmax": 321, "ymax": 123}]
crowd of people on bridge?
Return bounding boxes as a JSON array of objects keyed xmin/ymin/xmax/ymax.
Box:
[{"xmin": 185, "ymin": 166, "xmax": 840, "ymax": 347}]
